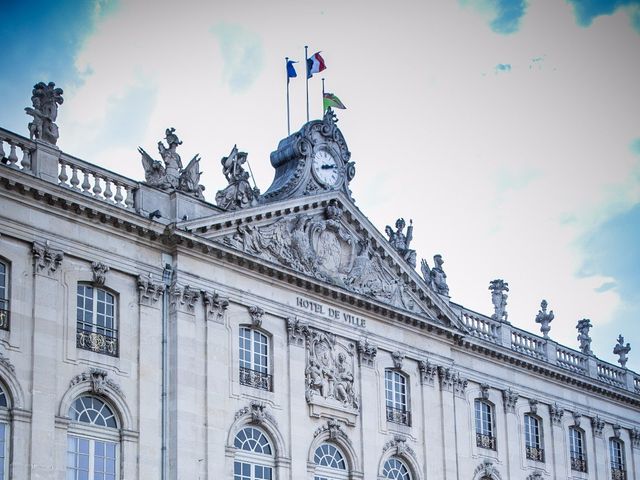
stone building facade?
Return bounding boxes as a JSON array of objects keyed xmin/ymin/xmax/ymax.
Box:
[{"xmin": 0, "ymin": 97, "xmax": 638, "ymax": 480}]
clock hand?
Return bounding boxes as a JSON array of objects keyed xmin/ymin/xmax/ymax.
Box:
[{"xmin": 321, "ymin": 164, "xmax": 337, "ymax": 169}]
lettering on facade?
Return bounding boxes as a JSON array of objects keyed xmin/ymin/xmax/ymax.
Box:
[{"xmin": 296, "ymin": 297, "xmax": 366, "ymax": 328}]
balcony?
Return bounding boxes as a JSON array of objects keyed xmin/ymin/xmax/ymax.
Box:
[
  {"xmin": 76, "ymin": 328, "xmax": 118, "ymax": 357},
  {"xmin": 476, "ymin": 433, "xmax": 496, "ymax": 450},
  {"xmin": 0, "ymin": 299, "xmax": 8, "ymax": 331},
  {"xmin": 239, "ymin": 366, "xmax": 272, "ymax": 392},
  {"xmin": 386, "ymin": 405, "xmax": 411, "ymax": 426},
  {"xmin": 571, "ymin": 455, "xmax": 587, "ymax": 472},
  {"xmin": 526, "ymin": 446, "xmax": 544, "ymax": 462}
]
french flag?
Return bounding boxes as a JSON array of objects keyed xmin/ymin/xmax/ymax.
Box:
[{"xmin": 307, "ymin": 52, "xmax": 326, "ymax": 78}]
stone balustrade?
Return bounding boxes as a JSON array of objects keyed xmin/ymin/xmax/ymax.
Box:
[
  {"xmin": 596, "ymin": 360, "xmax": 626, "ymax": 388},
  {"xmin": 0, "ymin": 128, "xmax": 35, "ymax": 171},
  {"xmin": 58, "ymin": 153, "xmax": 137, "ymax": 209},
  {"xmin": 555, "ymin": 345, "xmax": 587, "ymax": 374},
  {"xmin": 511, "ymin": 329, "xmax": 546, "ymax": 359},
  {"xmin": 460, "ymin": 309, "xmax": 501, "ymax": 343}
]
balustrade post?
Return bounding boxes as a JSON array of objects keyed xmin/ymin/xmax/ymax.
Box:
[
  {"xmin": 500, "ymin": 321, "xmax": 512, "ymax": 347},
  {"xmin": 623, "ymin": 371, "xmax": 635, "ymax": 391},
  {"xmin": 31, "ymin": 139, "xmax": 61, "ymax": 183},
  {"xmin": 586, "ymin": 356, "xmax": 598, "ymax": 380},
  {"xmin": 545, "ymin": 340, "xmax": 558, "ymax": 366},
  {"xmin": 20, "ymin": 145, "xmax": 31, "ymax": 171}
]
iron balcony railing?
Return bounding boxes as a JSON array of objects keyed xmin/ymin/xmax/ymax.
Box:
[
  {"xmin": 76, "ymin": 327, "xmax": 119, "ymax": 357},
  {"xmin": 239, "ymin": 366, "xmax": 273, "ymax": 392},
  {"xmin": 476, "ymin": 433, "xmax": 496, "ymax": 450},
  {"xmin": 386, "ymin": 405, "xmax": 411, "ymax": 426},
  {"xmin": 571, "ymin": 455, "xmax": 588, "ymax": 472},
  {"xmin": 611, "ymin": 466, "xmax": 626, "ymax": 480},
  {"xmin": 0, "ymin": 299, "xmax": 9, "ymax": 331},
  {"xmin": 526, "ymin": 446, "xmax": 544, "ymax": 462}
]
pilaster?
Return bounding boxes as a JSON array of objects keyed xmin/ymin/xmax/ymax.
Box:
[
  {"xmin": 501, "ymin": 388, "xmax": 520, "ymax": 479},
  {"xmin": 438, "ymin": 366, "xmax": 459, "ymax": 479},
  {"xmin": 548, "ymin": 402, "xmax": 565, "ymax": 478},
  {"xmin": 356, "ymin": 339, "xmax": 378, "ymax": 479},
  {"xmin": 287, "ymin": 317, "xmax": 309, "ymax": 480}
]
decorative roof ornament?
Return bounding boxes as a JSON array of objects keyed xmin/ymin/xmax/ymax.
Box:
[
  {"xmin": 421, "ymin": 254, "xmax": 449, "ymax": 296},
  {"xmin": 385, "ymin": 218, "xmax": 416, "ymax": 268},
  {"xmin": 215, "ymin": 144, "xmax": 260, "ymax": 211},
  {"xmin": 25, "ymin": 81, "xmax": 64, "ymax": 145},
  {"xmin": 489, "ymin": 279, "xmax": 509, "ymax": 323},
  {"xmin": 535, "ymin": 299, "xmax": 554, "ymax": 339},
  {"xmin": 138, "ymin": 128, "xmax": 205, "ymax": 199},
  {"xmin": 613, "ymin": 335, "xmax": 631, "ymax": 369},
  {"xmin": 576, "ymin": 319, "xmax": 593, "ymax": 356}
]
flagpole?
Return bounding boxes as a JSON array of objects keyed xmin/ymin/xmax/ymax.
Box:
[
  {"xmin": 305, "ymin": 45, "xmax": 309, "ymax": 122},
  {"xmin": 321, "ymin": 77, "xmax": 325, "ymax": 112},
  {"xmin": 285, "ymin": 57, "xmax": 291, "ymax": 135}
]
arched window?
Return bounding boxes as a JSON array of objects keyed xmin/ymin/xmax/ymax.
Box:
[
  {"xmin": 524, "ymin": 414, "xmax": 544, "ymax": 462},
  {"xmin": 314, "ymin": 443, "xmax": 348, "ymax": 480},
  {"xmin": 0, "ymin": 260, "xmax": 9, "ymax": 331},
  {"xmin": 239, "ymin": 327, "xmax": 272, "ymax": 391},
  {"xmin": 67, "ymin": 396, "xmax": 119, "ymax": 480},
  {"xmin": 76, "ymin": 284, "xmax": 118, "ymax": 356},
  {"xmin": 234, "ymin": 426, "xmax": 274, "ymax": 480},
  {"xmin": 475, "ymin": 399, "xmax": 495, "ymax": 450},
  {"xmin": 383, "ymin": 457, "xmax": 412, "ymax": 480},
  {"xmin": 569, "ymin": 427, "xmax": 587, "ymax": 472},
  {"xmin": 385, "ymin": 370, "xmax": 410, "ymax": 425},
  {"xmin": 609, "ymin": 438, "xmax": 626, "ymax": 479},
  {"xmin": 0, "ymin": 383, "xmax": 10, "ymax": 480}
]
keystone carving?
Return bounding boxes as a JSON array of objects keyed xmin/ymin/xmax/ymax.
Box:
[
  {"xmin": 591, "ymin": 415, "xmax": 605, "ymax": 437},
  {"xmin": 356, "ymin": 339, "xmax": 377, "ymax": 367},
  {"xmin": 613, "ymin": 423, "xmax": 621, "ymax": 439},
  {"xmin": 202, "ymin": 291, "xmax": 229, "ymax": 322},
  {"xmin": 305, "ymin": 330, "xmax": 358, "ymax": 410},
  {"xmin": 32, "ymin": 241, "xmax": 64, "ymax": 274},
  {"xmin": 234, "ymin": 401, "xmax": 276, "ymax": 426},
  {"xmin": 573, "ymin": 413, "xmax": 582, "ymax": 428},
  {"xmin": 630, "ymin": 427, "xmax": 640, "ymax": 449},
  {"xmin": 527, "ymin": 472, "xmax": 543, "ymax": 480},
  {"xmin": 479, "ymin": 383, "xmax": 490, "ymax": 400},
  {"xmin": 286, "ymin": 317, "xmax": 309, "ymax": 346},
  {"xmin": 382, "ymin": 434, "xmax": 416, "ymax": 458},
  {"xmin": 474, "ymin": 459, "xmax": 503, "ymax": 480},
  {"xmin": 25, "ymin": 81, "xmax": 63, "ymax": 145},
  {"xmin": 91, "ymin": 262, "xmax": 110, "ymax": 287},
  {"xmin": 535, "ymin": 299, "xmax": 554, "ymax": 339},
  {"xmin": 549, "ymin": 403, "xmax": 564, "ymax": 426},
  {"xmin": 391, "ymin": 351, "xmax": 405, "ymax": 370},
  {"xmin": 69, "ymin": 368, "xmax": 123, "ymax": 397},
  {"xmin": 137, "ymin": 273, "xmax": 165, "ymax": 304},
  {"xmin": 248, "ymin": 306, "xmax": 264, "ymax": 328},
  {"xmin": 489, "ymin": 279, "xmax": 509, "ymax": 322},
  {"xmin": 313, "ymin": 418, "xmax": 347, "ymax": 442},
  {"xmin": 502, "ymin": 388, "xmax": 518, "ymax": 413},
  {"xmin": 418, "ymin": 359, "xmax": 438, "ymax": 386},
  {"xmin": 529, "ymin": 398, "xmax": 538, "ymax": 415},
  {"xmin": 0, "ymin": 352, "xmax": 15, "ymax": 373}
]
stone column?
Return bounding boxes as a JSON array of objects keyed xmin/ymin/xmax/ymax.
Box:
[
  {"xmin": 28, "ymin": 241, "xmax": 64, "ymax": 479},
  {"xmin": 136, "ymin": 274, "xmax": 164, "ymax": 478},
  {"xmin": 548, "ymin": 402, "xmax": 566, "ymax": 478},
  {"xmin": 501, "ymin": 389, "xmax": 520, "ymax": 478},
  {"xmin": 356, "ymin": 339, "xmax": 378, "ymax": 480}
]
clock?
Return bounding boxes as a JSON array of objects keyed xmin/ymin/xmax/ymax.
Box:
[{"xmin": 312, "ymin": 150, "xmax": 340, "ymax": 188}]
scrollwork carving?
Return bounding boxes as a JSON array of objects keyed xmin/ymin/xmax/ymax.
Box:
[
  {"xmin": 202, "ymin": 291, "xmax": 229, "ymax": 322},
  {"xmin": 382, "ymin": 434, "xmax": 416, "ymax": 458},
  {"xmin": 313, "ymin": 418, "xmax": 347, "ymax": 442},
  {"xmin": 418, "ymin": 359, "xmax": 438, "ymax": 386},
  {"xmin": 69, "ymin": 368, "xmax": 123, "ymax": 397},
  {"xmin": 137, "ymin": 273, "xmax": 165, "ymax": 304},
  {"xmin": 473, "ymin": 459, "xmax": 503, "ymax": 480},
  {"xmin": 356, "ymin": 339, "xmax": 377, "ymax": 367},
  {"xmin": 32, "ymin": 241, "xmax": 64, "ymax": 274},
  {"xmin": 286, "ymin": 317, "xmax": 309, "ymax": 346}
]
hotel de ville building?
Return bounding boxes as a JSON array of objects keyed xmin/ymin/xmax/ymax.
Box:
[{"xmin": 0, "ymin": 81, "xmax": 638, "ymax": 480}]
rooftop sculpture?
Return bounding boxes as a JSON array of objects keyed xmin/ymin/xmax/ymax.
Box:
[
  {"xmin": 138, "ymin": 128, "xmax": 204, "ymax": 199},
  {"xmin": 489, "ymin": 279, "xmax": 509, "ymax": 322},
  {"xmin": 25, "ymin": 81, "xmax": 64, "ymax": 145},
  {"xmin": 385, "ymin": 218, "xmax": 416, "ymax": 268},
  {"xmin": 613, "ymin": 335, "xmax": 631, "ymax": 368},
  {"xmin": 535, "ymin": 299, "xmax": 554, "ymax": 339},
  {"xmin": 215, "ymin": 145, "xmax": 259, "ymax": 210},
  {"xmin": 421, "ymin": 254, "xmax": 449, "ymax": 296},
  {"xmin": 576, "ymin": 319, "xmax": 593, "ymax": 355}
]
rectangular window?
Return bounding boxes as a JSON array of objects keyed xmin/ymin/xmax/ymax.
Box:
[
  {"xmin": 76, "ymin": 285, "xmax": 118, "ymax": 357},
  {"xmin": 385, "ymin": 370, "xmax": 410, "ymax": 425},
  {"xmin": 239, "ymin": 327, "xmax": 272, "ymax": 391},
  {"xmin": 569, "ymin": 428, "xmax": 587, "ymax": 472},
  {"xmin": 0, "ymin": 262, "xmax": 8, "ymax": 331},
  {"xmin": 609, "ymin": 439, "xmax": 626, "ymax": 479},
  {"xmin": 475, "ymin": 400, "xmax": 496, "ymax": 449},
  {"xmin": 67, "ymin": 436, "xmax": 117, "ymax": 480},
  {"xmin": 524, "ymin": 415, "xmax": 544, "ymax": 462}
]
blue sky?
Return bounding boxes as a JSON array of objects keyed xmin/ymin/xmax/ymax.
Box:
[{"xmin": 1, "ymin": 0, "xmax": 639, "ymax": 371}]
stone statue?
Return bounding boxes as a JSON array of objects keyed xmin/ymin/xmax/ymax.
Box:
[
  {"xmin": 576, "ymin": 319, "xmax": 593, "ymax": 355},
  {"xmin": 613, "ymin": 335, "xmax": 631, "ymax": 368},
  {"xmin": 386, "ymin": 218, "xmax": 416, "ymax": 268},
  {"xmin": 535, "ymin": 299, "xmax": 554, "ymax": 339},
  {"xmin": 138, "ymin": 128, "xmax": 205, "ymax": 199},
  {"xmin": 215, "ymin": 144, "xmax": 259, "ymax": 210},
  {"xmin": 489, "ymin": 279, "xmax": 509, "ymax": 322},
  {"xmin": 421, "ymin": 255, "xmax": 449, "ymax": 296},
  {"xmin": 24, "ymin": 81, "xmax": 64, "ymax": 145}
]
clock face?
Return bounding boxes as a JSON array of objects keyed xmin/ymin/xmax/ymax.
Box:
[{"xmin": 312, "ymin": 150, "xmax": 340, "ymax": 188}]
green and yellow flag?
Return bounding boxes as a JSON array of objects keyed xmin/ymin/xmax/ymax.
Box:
[{"xmin": 323, "ymin": 92, "xmax": 346, "ymax": 111}]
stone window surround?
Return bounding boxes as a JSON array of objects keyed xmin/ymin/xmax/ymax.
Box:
[
  {"xmin": 385, "ymin": 369, "xmax": 411, "ymax": 427},
  {"xmin": 238, "ymin": 324, "xmax": 273, "ymax": 393},
  {"xmin": 76, "ymin": 283, "xmax": 119, "ymax": 358}
]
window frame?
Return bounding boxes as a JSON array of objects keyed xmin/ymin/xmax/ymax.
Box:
[
  {"xmin": 569, "ymin": 427, "xmax": 587, "ymax": 473},
  {"xmin": 238, "ymin": 326, "xmax": 272, "ymax": 392},
  {"xmin": 385, "ymin": 369, "xmax": 411, "ymax": 426},
  {"xmin": 382, "ymin": 456, "xmax": 412, "ymax": 480},
  {"xmin": 524, "ymin": 414, "xmax": 544, "ymax": 462},
  {"xmin": 0, "ymin": 259, "xmax": 9, "ymax": 331},
  {"xmin": 76, "ymin": 283, "xmax": 119, "ymax": 357},
  {"xmin": 609, "ymin": 437, "xmax": 626, "ymax": 479},
  {"xmin": 313, "ymin": 442, "xmax": 348, "ymax": 480},
  {"xmin": 474, "ymin": 399, "xmax": 496, "ymax": 450},
  {"xmin": 0, "ymin": 383, "xmax": 10, "ymax": 480},
  {"xmin": 233, "ymin": 426, "xmax": 275, "ymax": 480},
  {"xmin": 67, "ymin": 395, "xmax": 120, "ymax": 480}
]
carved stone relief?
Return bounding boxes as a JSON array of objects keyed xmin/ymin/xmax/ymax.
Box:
[
  {"xmin": 219, "ymin": 205, "xmax": 424, "ymax": 315},
  {"xmin": 170, "ymin": 284, "xmax": 199, "ymax": 313},
  {"xmin": 382, "ymin": 434, "xmax": 416, "ymax": 459},
  {"xmin": 630, "ymin": 427, "xmax": 640, "ymax": 449},
  {"xmin": 69, "ymin": 368, "xmax": 123, "ymax": 397},
  {"xmin": 286, "ymin": 317, "xmax": 309, "ymax": 346},
  {"xmin": 502, "ymin": 388, "xmax": 518, "ymax": 413},
  {"xmin": 473, "ymin": 459, "xmax": 503, "ymax": 480},
  {"xmin": 137, "ymin": 274, "xmax": 165, "ymax": 305},
  {"xmin": 32, "ymin": 241, "xmax": 64, "ymax": 274},
  {"xmin": 573, "ymin": 412, "xmax": 582, "ymax": 427},
  {"xmin": 248, "ymin": 306, "xmax": 264, "ymax": 328},
  {"xmin": 391, "ymin": 351, "xmax": 405, "ymax": 370},
  {"xmin": 356, "ymin": 339, "xmax": 377, "ymax": 367},
  {"xmin": 234, "ymin": 401, "xmax": 276, "ymax": 426},
  {"xmin": 202, "ymin": 291, "xmax": 229, "ymax": 322},
  {"xmin": 313, "ymin": 418, "xmax": 347, "ymax": 442},
  {"xmin": 418, "ymin": 359, "xmax": 438, "ymax": 386},
  {"xmin": 591, "ymin": 415, "xmax": 605, "ymax": 437},
  {"xmin": 529, "ymin": 399, "xmax": 538, "ymax": 415},
  {"xmin": 91, "ymin": 262, "xmax": 110, "ymax": 287},
  {"xmin": 305, "ymin": 330, "xmax": 358, "ymax": 411},
  {"xmin": 0, "ymin": 352, "xmax": 15, "ymax": 373},
  {"xmin": 549, "ymin": 403, "xmax": 564, "ymax": 426}
]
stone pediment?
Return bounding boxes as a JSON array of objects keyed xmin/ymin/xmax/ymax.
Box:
[{"xmin": 180, "ymin": 192, "xmax": 465, "ymax": 331}]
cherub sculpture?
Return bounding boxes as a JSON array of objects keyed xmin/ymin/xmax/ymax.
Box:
[
  {"xmin": 24, "ymin": 81, "xmax": 64, "ymax": 145},
  {"xmin": 138, "ymin": 128, "xmax": 204, "ymax": 199},
  {"xmin": 215, "ymin": 145, "xmax": 259, "ymax": 211}
]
